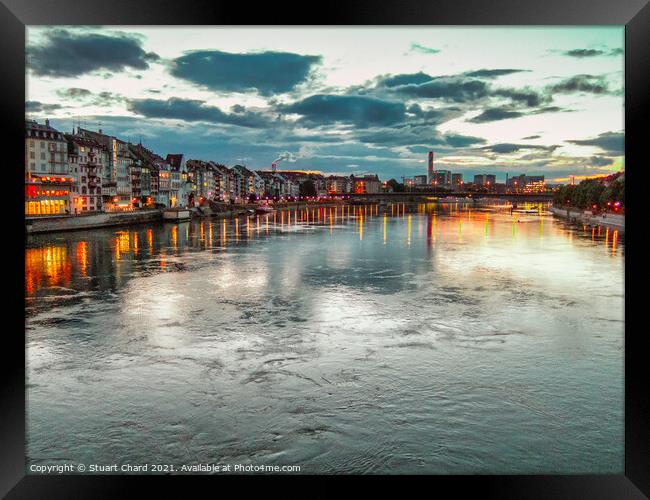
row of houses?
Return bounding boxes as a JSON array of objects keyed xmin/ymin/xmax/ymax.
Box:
[{"xmin": 24, "ymin": 119, "xmax": 385, "ymax": 216}]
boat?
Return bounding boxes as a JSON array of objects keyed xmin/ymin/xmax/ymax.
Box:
[
  {"xmin": 255, "ymin": 205, "xmax": 276, "ymax": 214},
  {"xmin": 162, "ymin": 208, "xmax": 192, "ymax": 221}
]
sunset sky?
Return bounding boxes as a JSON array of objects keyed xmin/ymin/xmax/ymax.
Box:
[{"xmin": 26, "ymin": 26, "xmax": 624, "ymax": 182}]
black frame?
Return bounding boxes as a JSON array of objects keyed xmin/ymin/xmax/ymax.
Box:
[{"xmin": 2, "ymin": 0, "xmax": 648, "ymax": 497}]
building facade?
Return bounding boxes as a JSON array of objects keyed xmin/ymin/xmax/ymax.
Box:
[{"xmin": 25, "ymin": 120, "xmax": 73, "ymax": 215}]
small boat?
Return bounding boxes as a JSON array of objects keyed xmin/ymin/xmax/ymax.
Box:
[
  {"xmin": 255, "ymin": 205, "xmax": 275, "ymax": 214},
  {"xmin": 163, "ymin": 208, "xmax": 192, "ymax": 221}
]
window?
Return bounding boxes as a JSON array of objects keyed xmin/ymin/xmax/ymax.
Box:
[
  {"xmin": 30, "ymin": 152, "xmax": 35, "ymax": 159},
  {"xmin": 29, "ymin": 140, "xmax": 34, "ymax": 148},
  {"xmin": 40, "ymin": 142, "xmax": 45, "ymax": 148},
  {"xmin": 40, "ymin": 152, "xmax": 45, "ymax": 160}
]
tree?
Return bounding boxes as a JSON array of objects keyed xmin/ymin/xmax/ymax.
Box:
[
  {"xmin": 386, "ymin": 178, "xmax": 405, "ymax": 192},
  {"xmin": 299, "ymin": 179, "xmax": 317, "ymax": 197}
]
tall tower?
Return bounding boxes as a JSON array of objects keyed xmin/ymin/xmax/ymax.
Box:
[{"xmin": 427, "ymin": 151, "xmax": 434, "ymax": 184}]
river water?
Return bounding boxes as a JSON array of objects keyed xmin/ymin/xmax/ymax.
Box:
[{"xmin": 25, "ymin": 202, "xmax": 624, "ymax": 474}]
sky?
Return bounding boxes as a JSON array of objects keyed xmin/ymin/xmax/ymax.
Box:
[{"xmin": 25, "ymin": 26, "xmax": 624, "ymax": 183}]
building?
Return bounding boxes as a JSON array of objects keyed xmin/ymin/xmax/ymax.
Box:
[
  {"xmin": 25, "ymin": 119, "xmax": 69, "ymax": 176},
  {"xmin": 65, "ymin": 134, "xmax": 107, "ymax": 213},
  {"xmin": 151, "ymin": 155, "xmax": 171, "ymax": 206},
  {"xmin": 76, "ymin": 128, "xmax": 134, "ymax": 210},
  {"xmin": 427, "ymin": 151, "xmax": 434, "ymax": 185},
  {"xmin": 507, "ymin": 174, "xmax": 545, "ymax": 193},
  {"xmin": 351, "ymin": 174, "xmax": 381, "ymax": 194},
  {"xmin": 166, "ymin": 154, "xmax": 187, "ymax": 207},
  {"xmin": 451, "ymin": 173, "xmax": 464, "ymax": 190},
  {"xmin": 209, "ymin": 161, "xmax": 235, "ymax": 202},
  {"xmin": 186, "ymin": 159, "xmax": 208, "ymax": 202},
  {"xmin": 432, "ymin": 170, "xmax": 452, "ymax": 190},
  {"xmin": 326, "ymin": 175, "xmax": 350, "ymax": 194},
  {"xmin": 232, "ymin": 164, "xmax": 260, "ymax": 201},
  {"xmin": 25, "ymin": 120, "xmax": 74, "ymax": 216},
  {"xmin": 413, "ymin": 174, "xmax": 428, "ymax": 186},
  {"xmin": 257, "ymin": 171, "xmax": 285, "ymax": 198},
  {"xmin": 128, "ymin": 143, "xmax": 154, "ymax": 207},
  {"xmin": 474, "ymin": 174, "xmax": 496, "ymax": 189}
]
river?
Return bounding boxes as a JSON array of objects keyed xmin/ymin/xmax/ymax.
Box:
[{"xmin": 25, "ymin": 202, "xmax": 624, "ymax": 474}]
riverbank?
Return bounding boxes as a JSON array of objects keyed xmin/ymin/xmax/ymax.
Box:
[
  {"xmin": 26, "ymin": 209, "xmax": 164, "ymax": 234},
  {"xmin": 550, "ymin": 206, "xmax": 624, "ymax": 232},
  {"xmin": 25, "ymin": 201, "xmax": 358, "ymax": 235}
]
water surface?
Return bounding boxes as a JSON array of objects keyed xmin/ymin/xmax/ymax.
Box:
[{"xmin": 26, "ymin": 203, "xmax": 624, "ymax": 474}]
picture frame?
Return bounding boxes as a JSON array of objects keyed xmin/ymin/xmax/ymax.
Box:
[{"xmin": 2, "ymin": 0, "xmax": 647, "ymax": 496}]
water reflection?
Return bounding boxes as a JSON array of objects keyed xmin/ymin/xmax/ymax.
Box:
[
  {"xmin": 26, "ymin": 203, "xmax": 624, "ymax": 310},
  {"xmin": 26, "ymin": 201, "xmax": 625, "ymax": 473}
]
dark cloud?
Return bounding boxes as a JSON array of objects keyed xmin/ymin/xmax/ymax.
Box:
[
  {"xmin": 445, "ymin": 134, "xmax": 486, "ymax": 148},
  {"xmin": 464, "ymin": 69, "xmax": 527, "ymax": 78},
  {"xmin": 280, "ymin": 94, "xmax": 407, "ymax": 127},
  {"xmin": 170, "ymin": 50, "xmax": 321, "ymax": 95},
  {"xmin": 409, "ymin": 43, "xmax": 441, "ymax": 54},
  {"xmin": 482, "ymin": 143, "xmax": 556, "ymax": 154},
  {"xmin": 379, "ymin": 72, "xmax": 434, "ymax": 88},
  {"xmin": 522, "ymin": 135, "xmax": 541, "ymax": 139},
  {"xmin": 395, "ymin": 77, "xmax": 490, "ymax": 102},
  {"xmin": 548, "ymin": 75, "xmax": 610, "ymax": 94},
  {"xmin": 590, "ymin": 155, "xmax": 614, "ymax": 166},
  {"xmin": 468, "ymin": 107, "xmax": 524, "ymax": 123},
  {"xmin": 27, "ymin": 29, "xmax": 159, "ymax": 77},
  {"xmin": 469, "ymin": 104, "xmax": 567, "ymax": 124},
  {"xmin": 56, "ymin": 87, "xmax": 124, "ymax": 106},
  {"xmin": 356, "ymin": 125, "xmax": 441, "ymax": 147},
  {"xmin": 492, "ymin": 88, "xmax": 546, "ymax": 107},
  {"xmin": 56, "ymin": 87, "xmax": 92, "ymax": 98},
  {"xmin": 563, "ymin": 49, "xmax": 605, "ymax": 58},
  {"xmin": 562, "ymin": 48, "xmax": 623, "ymax": 58},
  {"xmin": 128, "ymin": 97, "xmax": 269, "ymax": 128},
  {"xmin": 26, "ymin": 101, "xmax": 62, "ymax": 112},
  {"xmin": 567, "ymin": 131, "xmax": 624, "ymax": 155}
]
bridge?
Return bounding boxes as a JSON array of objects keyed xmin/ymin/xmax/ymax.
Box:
[{"xmin": 347, "ymin": 192, "xmax": 553, "ymax": 202}]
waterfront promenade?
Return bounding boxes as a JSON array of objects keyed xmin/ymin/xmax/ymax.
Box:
[{"xmin": 549, "ymin": 206, "xmax": 625, "ymax": 232}]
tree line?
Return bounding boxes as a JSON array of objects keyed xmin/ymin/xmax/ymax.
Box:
[{"xmin": 552, "ymin": 177, "xmax": 624, "ymax": 209}]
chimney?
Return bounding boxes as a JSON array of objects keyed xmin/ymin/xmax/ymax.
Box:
[
  {"xmin": 45, "ymin": 118, "xmax": 50, "ymax": 127},
  {"xmin": 427, "ymin": 151, "xmax": 434, "ymax": 184}
]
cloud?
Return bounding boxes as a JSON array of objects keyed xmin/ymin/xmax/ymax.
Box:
[
  {"xmin": 482, "ymin": 143, "xmax": 556, "ymax": 154},
  {"xmin": 378, "ymin": 72, "xmax": 434, "ymax": 88},
  {"xmin": 464, "ymin": 69, "xmax": 527, "ymax": 78},
  {"xmin": 394, "ymin": 77, "xmax": 490, "ymax": 102},
  {"xmin": 127, "ymin": 97, "xmax": 270, "ymax": 128},
  {"xmin": 590, "ymin": 155, "xmax": 614, "ymax": 166},
  {"xmin": 56, "ymin": 87, "xmax": 92, "ymax": 98},
  {"xmin": 522, "ymin": 135, "xmax": 541, "ymax": 139},
  {"xmin": 409, "ymin": 43, "xmax": 440, "ymax": 55},
  {"xmin": 26, "ymin": 101, "xmax": 62, "ymax": 112},
  {"xmin": 279, "ymin": 94, "xmax": 407, "ymax": 127},
  {"xmin": 548, "ymin": 74, "xmax": 610, "ymax": 95},
  {"xmin": 567, "ymin": 131, "xmax": 624, "ymax": 155},
  {"xmin": 492, "ymin": 88, "xmax": 546, "ymax": 107},
  {"xmin": 468, "ymin": 107, "xmax": 524, "ymax": 123},
  {"xmin": 562, "ymin": 48, "xmax": 623, "ymax": 58},
  {"xmin": 27, "ymin": 29, "xmax": 159, "ymax": 77},
  {"xmin": 445, "ymin": 134, "xmax": 486, "ymax": 147},
  {"xmin": 170, "ymin": 50, "xmax": 322, "ymax": 95}
]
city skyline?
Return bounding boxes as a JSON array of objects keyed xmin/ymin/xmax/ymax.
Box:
[{"xmin": 26, "ymin": 26, "xmax": 624, "ymax": 182}]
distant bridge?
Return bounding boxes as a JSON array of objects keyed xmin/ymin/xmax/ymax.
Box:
[{"xmin": 347, "ymin": 192, "xmax": 553, "ymax": 202}]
